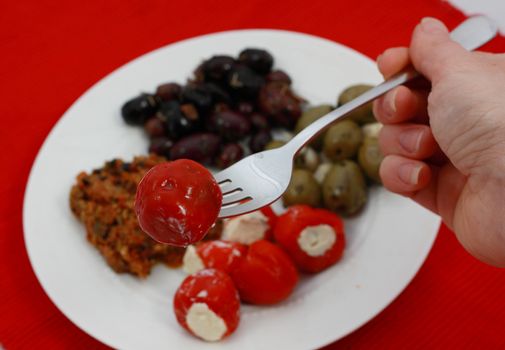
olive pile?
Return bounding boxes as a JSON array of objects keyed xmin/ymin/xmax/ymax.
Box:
[
  {"xmin": 121, "ymin": 48, "xmax": 305, "ymax": 168},
  {"xmin": 272, "ymin": 85, "xmax": 385, "ymax": 217},
  {"xmin": 121, "ymin": 51, "xmax": 383, "ymax": 217}
]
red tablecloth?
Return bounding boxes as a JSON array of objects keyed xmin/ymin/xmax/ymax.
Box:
[{"xmin": 1, "ymin": 0, "xmax": 505, "ymax": 349}]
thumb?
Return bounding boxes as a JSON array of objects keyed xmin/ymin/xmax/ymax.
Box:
[{"xmin": 409, "ymin": 17, "xmax": 469, "ymax": 82}]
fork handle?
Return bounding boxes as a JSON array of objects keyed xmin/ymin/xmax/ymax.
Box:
[{"xmin": 285, "ymin": 16, "xmax": 498, "ymax": 154}]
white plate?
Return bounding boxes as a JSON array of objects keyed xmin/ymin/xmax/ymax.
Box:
[{"xmin": 23, "ymin": 29, "xmax": 440, "ymax": 350}]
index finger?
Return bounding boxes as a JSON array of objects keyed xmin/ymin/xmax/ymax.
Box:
[{"xmin": 377, "ymin": 47, "xmax": 410, "ymax": 79}]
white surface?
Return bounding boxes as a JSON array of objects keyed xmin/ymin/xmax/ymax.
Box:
[
  {"xmin": 23, "ymin": 29, "xmax": 441, "ymax": 350},
  {"xmin": 449, "ymin": 0, "xmax": 505, "ymax": 34}
]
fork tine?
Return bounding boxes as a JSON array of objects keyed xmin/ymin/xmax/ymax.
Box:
[
  {"xmin": 214, "ymin": 170, "xmax": 232, "ymax": 184},
  {"xmin": 218, "ymin": 180, "xmax": 233, "ymax": 192},
  {"xmin": 217, "ymin": 178, "xmax": 231, "ymax": 185},
  {"xmin": 214, "ymin": 170, "xmax": 233, "ymax": 189},
  {"xmin": 221, "ymin": 186, "xmax": 243, "ymax": 196},
  {"xmin": 214, "ymin": 147, "xmax": 290, "ymax": 217},
  {"xmin": 219, "ymin": 199, "xmax": 263, "ymax": 218},
  {"xmin": 221, "ymin": 191, "xmax": 251, "ymax": 206}
]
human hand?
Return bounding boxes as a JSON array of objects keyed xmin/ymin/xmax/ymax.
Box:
[{"xmin": 373, "ymin": 17, "xmax": 505, "ymax": 266}]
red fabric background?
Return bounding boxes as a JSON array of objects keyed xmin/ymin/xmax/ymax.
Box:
[{"xmin": 1, "ymin": 0, "xmax": 505, "ymax": 349}]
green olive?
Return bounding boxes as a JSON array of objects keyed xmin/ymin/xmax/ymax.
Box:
[
  {"xmin": 358, "ymin": 137, "xmax": 384, "ymax": 183},
  {"xmin": 323, "ymin": 120, "xmax": 363, "ymax": 161},
  {"xmin": 264, "ymin": 140, "xmax": 286, "ymax": 150},
  {"xmin": 338, "ymin": 85, "xmax": 376, "ymax": 124},
  {"xmin": 295, "ymin": 105, "xmax": 333, "ymax": 149},
  {"xmin": 322, "ymin": 160, "xmax": 367, "ymax": 216},
  {"xmin": 282, "ymin": 169, "xmax": 322, "ymax": 207},
  {"xmin": 294, "ymin": 146, "xmax": 319, "ymax": 172},
  {"xmin": 295, "ymin": 105, "xmax": 333, "ymax": 133}
]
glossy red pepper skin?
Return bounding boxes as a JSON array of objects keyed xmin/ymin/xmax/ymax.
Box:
[
  {"xmin": 259, "ymin": 206, "xmax": 277, "ymax": 240},
  {"xmin": 274, "ymin": 205, "xmax": 345, "ymax": 273},
  {"xmin": 230, "ymin": 240, "xmax": 298, "ymax": 305},
  {"xmin": 196, "ymin": 240, "xmax": 248, "ymax": 274},
  {"xmin": 173, "ymin": 268, "xmax": 240, "ymax": 340},
  {"xmin": 135, "ymin": 159, "xmax": 222, "ymax": 246}
]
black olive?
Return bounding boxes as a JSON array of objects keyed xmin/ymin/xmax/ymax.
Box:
[
  {"xmin": 249, "ymin": 130, "xmax": 272, "ymax": 153},
  {"xmin": 238, "ymin": 48, "xmax": 274, "ymax": 75},
  {"xmin": 227, "ymin": 65, "xmax": 265, "ymax": 100},
  {"xmin": 157, "ymin": 101, "xmax": 199, "ymax": 140},
  {"xmin": 121, "ymin": 94, "xmax": 158, "ymax": 125},
  {"xmin": 204, "ymin": 82, "xmax": 232, "ymax": 105},
  {"xmin": 155, "ymin": 82, "xmax": 182, "ymax": 101},
  {"xmin": 181, "ymin": 85, "xmax": 213, "ymax": 114},
  {"xmin": 202, "ymin": 55, "xmax": 236, "ymax": 82},
  {"xmin": 149, "ymin": 137, "xmax": 174, "ymax": 157},
  {"xmin": 213, "ymin": 103, "xmax": 231, "ymax": 113}
]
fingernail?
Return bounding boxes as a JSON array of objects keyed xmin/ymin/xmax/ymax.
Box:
[
  {"xmin": 421, "ymin": 17, "xmax": 446, "ymax": 34},
  {"xmin": 398, "ymin": 163, "xmax": 422, "ymax": 185},
  {"xmin": 399, "ymin": 129, "xmax": 424, "ymax": 153},
  {"xmin": 383, "ymin": 89, "xmax": 397, "ymax": 119}
]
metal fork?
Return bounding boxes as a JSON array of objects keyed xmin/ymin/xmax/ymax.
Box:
[{"xmin": 216, "ymin": 16, "xmax": 498, "ymax": 218}]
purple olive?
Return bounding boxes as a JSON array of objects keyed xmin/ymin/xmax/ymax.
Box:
[
  {"xmin": 237, "ymin": 101, "xmax": 254, "ymax": 115},
  {"xmin": 144, "ymin": 116, "xmax": 166, "ymax": 137},
  {"xmin": 155, "ymin": 83, "xmax": 182, "ymax": 101},
  {"xmin": 249, "ymin": 130, "xmax": 272, "ymax": 153},
  {"xmin": 149, "ymin": 137, "xmax": 174, "ymax": 158},
  {"xmin": 258, "ymin": 82, "xmax": 285, "ymax": 116},
  {"xmin": 217, "ymin": 143, "xmax": 244, "ymax": 169},
  {"xmin": 238, "ymin": 48, "xmax": 274, "ymax": 75},
  {"xmin": 207, "ymin": 111, "xmax": 251, "ymax": 141},
  {"xmin": 258, "ymin": 82, "xmax": 303, "ymax": 129},
  {"xmin": 266, "ymin": 70, "xmax": 292, "ymax": 85},
  {"xmin": 249, "ymin": 112, "xmax": 270, "ymax": 131},
  {"xmin": 271, "ymin": 100, "xmax": 302, "ymax": 129},
  {"xmin": 169, "ymin": 133, "xmax": 221, "ymax": 164}
]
